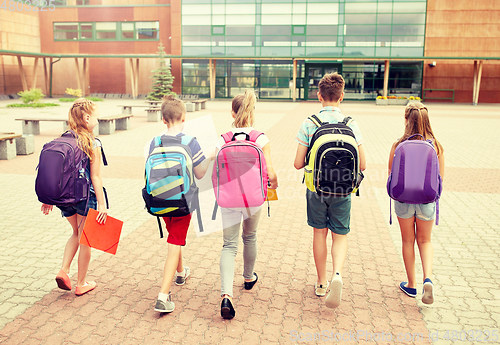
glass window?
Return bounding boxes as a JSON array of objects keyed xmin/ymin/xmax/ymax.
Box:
[
  {"xmin": 121, "ymin": 23, "xmax": 134, "ymax": 39},
  {"xmin": 226, "ymin": 15, "xmax": 255, "ymax": 26},
  {"xmin": 393, "ymin": 2, "xmax": 426, "ymax": 13},
  {"xmin": 306, "ymin": 25, "xmax": 336, "ymax": 35},
  {"xmin": 183, "ymin": 26, "xmax": 211, "ymax": 36},
  {"xmin": 261, "ymin": 26, "xmax": 291, "ymax": 35},
  {"xmin": 377, "ymin": 14, "xmax": 392, "ymax": 24},
  {"xmin": 392, "ymin": 13, "xmax": 425, "ymax": 25},
  {"xmin": 182, "ymin": 4, "xmax": 211, "ymax": 15},
  {"xmin": 226, "ymin": 26, "xmax": 254, "ymax": 35},
  {"xmin": 307, "ymin": 14, "xmax": 339, "ymax": 25},
  {"xmin": 136, "ymin": 22, "xmax": 159, "ymax": 40},
  {"xmin": 54, "ymin": 23, "xmax": 78, "ymax": 31},
  {"xmin": 345, "ymin": 14, "xmax": 376, "ymax": 24},
  {"xmin": 392, "ymin": 25, "xmax": 425, "ymax": 36},
  {"xmin": 262, "ymin": 3, "xmax": 292, "ymax": 14},
  {"xmin": 183, "ymin": 15, "xmax": 211, "ymax": 26},
  {"xmin": 262, "ymin": 15, "xmax": 292, "ymax": 25},
  {"xmin": 293, "ymin": 26, "xmax": 305, "ymax": 35},
  {"xmin": 212, "ymin": 26, "xmax": 225, "ymax": 35},
  {"xmin": 54, "ymin": 31, "xmax": 78, "ymax": 40},
  {"xmin": 345, "ymin": 25, "xmax": 376, "ymax": 36},
  {"xmin": 307, "ymin": 3, "xmax": 338, "ymax": 14},
  {"xmin": 96, "ymin": 22, "xmax": 116, "ymax": 40},
  {"xmin": 376, "ymin": 25, "xmax": 392, "ymax": 36},
  {"xmin": 80, "ymin": 23, "xmax": 93, "ymax": 40},
  {"xmin": 345, "ymin": 3, "xmax": 377, "ymax": 13}
]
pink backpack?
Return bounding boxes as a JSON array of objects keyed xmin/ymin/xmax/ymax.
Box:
[{"xmin": 212, "ymin": 130, "xmax": 268, "ymax": 212}]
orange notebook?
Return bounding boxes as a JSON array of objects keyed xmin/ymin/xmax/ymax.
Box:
[
  {"xmin": 267, "ymin": 188, "xmax": 278, "ymax": 201},
  {"xmin": 80, "ymin": 209, "xmax": 124, "ymax": 255}
]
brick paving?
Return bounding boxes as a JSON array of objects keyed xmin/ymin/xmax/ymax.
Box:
[{"xmin": 0, "ymin": 99, "xmax": 499, "ymax": 344}]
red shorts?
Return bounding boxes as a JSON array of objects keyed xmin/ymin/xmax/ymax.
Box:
[{"xmin": 162, "ymin": 214, "xmax": 192, "ymax": 246}]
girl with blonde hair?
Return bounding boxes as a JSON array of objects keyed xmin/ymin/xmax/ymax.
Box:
[
  {"xmin": 217, "ymin": 90, "xmax": 278, "ymax": 319},
  {"xmin": 41, "ymin": 98, "xmax": 108, "ymax": 296}
]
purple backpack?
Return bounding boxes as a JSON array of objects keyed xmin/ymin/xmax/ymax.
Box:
[
  {"xmin": 387, "ymin": 134, "xmax": 442, "ymax": 224},
  {"xmin": 35, "ymin": 131, "xmax": 92, "ymax": 206}
]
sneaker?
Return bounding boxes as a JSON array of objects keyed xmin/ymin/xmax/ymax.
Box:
[
  {"xmin": 55, "ymin": 269, "xmax": 72, "ymax": 291},
  {"xmin": 154, "ymin": 294, "xmax": 175, "ymax": 313},
  {"xmin": 75, "ymin": 281, "xmax": 96, "ymax": 296},
  {"xmin": 422, "ymin": 278, "xmax": 434, "ymax": 305},
  {"xmin": 325, "ymin": 273, "xmax": 342, "ymax": 308},
  {"xmin": 175, "ymin": 266, "xmax": 190, "ymax": 286},
  {"xmin": 314, "ymin": 281, "xmax": 329, "ymax": 297},
  {"xmin": 399, "ymin": 282, "xmax": 417, "ymax": 298}
]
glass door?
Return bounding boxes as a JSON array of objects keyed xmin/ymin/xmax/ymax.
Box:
[{"xmin": 304, "ymin": 63, "xmax": 342, "ymax": 100}]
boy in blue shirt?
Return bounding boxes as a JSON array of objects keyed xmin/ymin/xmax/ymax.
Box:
[
  {"xmin": 146, "ymin": 96, "xmax": 214, "ymax": 313},
  {"xmin": 294, "ymin": 72, "xmax": 366, "ymax": 308}
]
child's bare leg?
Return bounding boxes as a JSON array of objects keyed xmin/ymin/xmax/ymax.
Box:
[
  {"xmin": 176, "ymin": 248, "xmax": 183, "ymax": 273},
  {"xmin": 160, "ymin": 244, "xmax": 181, "ymax": 294},
  {"xmin": 76, "ymin": 214, "xmax": 91, "ymax": 286},
  {"xmin": 415, "ymin": 218, "xmax": 433, "ymax": 280},
  {"xmin": 398, "ymin": 216, "xmax": 417, "ymax": 288},
  {"xmin": 331, "ymin": 233, "xmax": 348, "ymax": 275},
  {"xmin": 61, "ymin": 215, "xmax": 80, "ymax": 273},
  {"xmin": 313, "ymin": 227, "xmax": 329, "ymax": 285}
]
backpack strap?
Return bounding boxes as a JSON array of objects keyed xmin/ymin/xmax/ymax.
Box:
[
  {"xmin": 248, "ymin": 130, "xmax": 264, "ymax": 143},
  {"xmin": 94, "ymin": 138, "xmax": 108, "ymax": 166},
  {"xmin": 309, "ymin": 114, "xmax": 323, "ymax": 127},
  {"xmin": 342, "ymin": 116, "xmax": 353, "ymax": 126},
  {"xmin": 221, "ymin": 131, "xmax": 233, "ymax": 143}
]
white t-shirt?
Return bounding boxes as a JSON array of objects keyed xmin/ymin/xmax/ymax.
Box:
[{"xmin": 216, "ymin": 127, "xmax": 269, "ymax": 149}]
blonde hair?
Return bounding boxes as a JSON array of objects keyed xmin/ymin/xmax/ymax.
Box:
[
  {"xmin": 396, "ymin": 102, "xmax": 443, "ymax": 155},
  {"xmin": 67, "ymin": 98, "xmax": 96, "ymax": 161},
  {"xmin": 232, "ymin": 90, "xmax": 256, "ymax": 128},
  {"xmin": 161, "ymin": 95, "xmax": 185, "ymax": 124}
]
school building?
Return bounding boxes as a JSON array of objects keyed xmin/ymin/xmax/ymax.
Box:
[{"xmin": 0, "ymin": 0, "xmax": 499, "ymax": 103}]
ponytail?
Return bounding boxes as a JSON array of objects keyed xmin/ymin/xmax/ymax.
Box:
[
  {"xmin": 67, "ymin": 98, "xmax": 96, "ymax": 162},
  {"xmin": 232, "ymin": 90, "xmax": 256, "ymax": 128}
]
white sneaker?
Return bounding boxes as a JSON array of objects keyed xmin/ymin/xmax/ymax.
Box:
[
  {"xmin": 422, "ymin": 278, "xmax": 434, "ymax": 305},
  {"xmin": 175, "ymin": 266, "xmax": 190, "ymax": 286},
  {"xmin": 325, "ymin": 273, "xmax": 342, "ymax": 308}
]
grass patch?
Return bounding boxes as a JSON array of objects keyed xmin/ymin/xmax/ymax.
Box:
[
  {"xmin": 59, "ymin": 97, "xmax": 103, "ymax": 102},
  {"xmin": 7, "ymin": 103, "xmax": 60, "ymax": 108}
]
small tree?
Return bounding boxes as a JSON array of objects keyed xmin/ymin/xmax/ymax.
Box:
[{"xmin": 147, "ymin": 43, "xmax": 175, "ymax": 100}]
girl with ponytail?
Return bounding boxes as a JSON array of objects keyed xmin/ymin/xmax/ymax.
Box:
[
  {"xmin": 41, "ymin": 98, "xmax": 107, "ymax": 296},
  {"xmin": 388, "ymin": 102, "xmax": 444, "ymax": 305},
  {"xmin": 217, "ymin": 90, "xmax": 278, "ymax": 319}
]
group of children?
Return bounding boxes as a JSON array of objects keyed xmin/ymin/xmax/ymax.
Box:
[{"xmin": 41, "ymin": 71, "xmax": 444, "ymax": 318}]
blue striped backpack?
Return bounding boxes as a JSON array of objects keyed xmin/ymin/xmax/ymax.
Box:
[{"xmin": 142, "ymin": 134, "xmax": 203, "ymax": 237}]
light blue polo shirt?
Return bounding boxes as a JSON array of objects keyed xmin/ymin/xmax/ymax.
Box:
[{"xmin": 295, "ymin": 106, "xmax": 364, "ymax": 147}]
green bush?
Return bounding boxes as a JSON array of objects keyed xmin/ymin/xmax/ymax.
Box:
[
  {"xmin": 18, "ymin": 88, "xmax": 45, "ymax": 104},
  {"xmin": 7, "ymin": 103, "xmax": 60, "ymax": 108}
]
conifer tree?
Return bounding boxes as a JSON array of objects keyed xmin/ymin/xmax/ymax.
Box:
[{"xmin": 147, "ymin": 43, "xmax": 175, "ymax": 100}]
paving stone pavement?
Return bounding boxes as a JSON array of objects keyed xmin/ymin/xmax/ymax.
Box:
[{"xmin": 0, "ymin": 98, "xmax": 499, "ymax": 344}]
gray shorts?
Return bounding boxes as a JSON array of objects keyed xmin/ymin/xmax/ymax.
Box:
[
  {"xmin": 394, "ymin": 200, "xmax": 436, "ymax": 221},
  {"xmin": 306, "ymin": 190, "xmax": 351, "ymax": 235}
]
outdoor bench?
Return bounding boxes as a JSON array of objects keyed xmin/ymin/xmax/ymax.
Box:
[
  {"xmin": 98, "ymin": 114, "xmax": 133, "ymax": 135},
  {"xmin": 117, "ymin": 104, "xmax": 149, "ymax": 115},
  {"xmin": 0, "ymin": 133, "xmax": 21, "ymax": 160},
  {"xmin": 15, "ymin": 117, "xmax": 68, "ymax": 135}
]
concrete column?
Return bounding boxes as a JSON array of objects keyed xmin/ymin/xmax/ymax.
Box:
[{"xmin": 383, "ymin": 60, "xmax": 390, "ymax": 98}]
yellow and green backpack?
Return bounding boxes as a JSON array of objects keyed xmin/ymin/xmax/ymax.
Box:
[{"xmin": 304, "ymin": 115, "xmax": 363, "ymax": 197}]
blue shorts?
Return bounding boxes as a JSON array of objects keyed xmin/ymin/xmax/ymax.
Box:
[
  {"xmin": 306, "ymin": 190, "xmax": 351, "ymax": 235},
  {"xmin": 57, "ymin": 193, "xmax": 97, "ymax": 218},
  {"xmin": 394, "ymin": 200, "xmax": 436, "ymax": 221}
]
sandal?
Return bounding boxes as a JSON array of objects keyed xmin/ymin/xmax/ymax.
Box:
[{"xmin": 315, "ymin": 281, "xmax": 329, "ymax": 297}]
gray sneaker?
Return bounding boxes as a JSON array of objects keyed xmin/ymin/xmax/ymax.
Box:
[
  {"xmin": 154, "ymin": 294, "xmax": 175, "ymax": 313},
  {"xmin": 175, "ymin": 266, "xmax": 190, "ymax": 286}
]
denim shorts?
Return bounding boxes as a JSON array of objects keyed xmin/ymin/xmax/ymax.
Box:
[
  {"xmin": 394, "ymin": 200, "xmax": 436, "ymax": 221},
  {"xmin": 306, "ymin": 190, "xmax": 351, "ymax": 235},
  {"xmin": 57, "ymin": 193, "xmax": 97, "ymax": 218}
]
